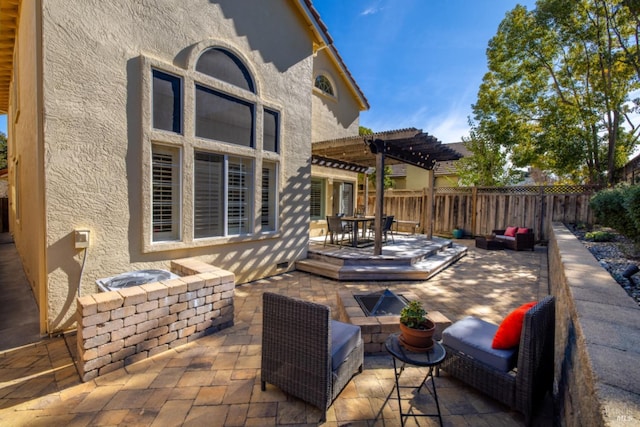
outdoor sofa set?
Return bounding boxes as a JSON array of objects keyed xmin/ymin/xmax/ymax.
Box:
[
  {"xmin": 260, "ymin": 291, "xmax": 555, "ymax": 424},
  {"xmin": 492, "ymin": 226, "xmax": 536, "ymax": 251}
]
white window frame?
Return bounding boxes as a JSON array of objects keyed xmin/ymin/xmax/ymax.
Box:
[
  {"xmin": 310, "ymin": 178, "xmax": 325, "ymax": 220},
  {"xmin": 141, "ymin": 47, "xmax": 282, "ymax": 253},
  {"xmin": 261, "ymin": 161, "xmax": 278, "ymax": 232}
]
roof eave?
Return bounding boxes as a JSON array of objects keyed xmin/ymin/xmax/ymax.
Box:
[
  {"xmin": 0, "ymin": 0, "xmax": 19, "ymax": 114},
  {"xmin": 295, "ymin": 0, "xmax": 369, "ymax": 111}
]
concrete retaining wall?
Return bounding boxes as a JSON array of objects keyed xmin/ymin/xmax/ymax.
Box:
[
  {"xmin": 549, "ymin": 222, "xmax": 639, "ymax": 426},
  {"xmin": 76, "ymin": 259, "xmax": 234, "ymax": 382}
]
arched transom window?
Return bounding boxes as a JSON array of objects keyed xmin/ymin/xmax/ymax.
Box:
[{"xmin": 314, "ymin": 74, "xmax": 334, "ymax": 96}]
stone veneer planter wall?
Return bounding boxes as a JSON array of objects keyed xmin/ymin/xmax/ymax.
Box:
[
  {"xmin": 76, "ymin": 259, "xmax": 234, "ymax": 382},
  {"xmin": 549, "ymin": 222, "xmax": 639, "ymax": 426}
]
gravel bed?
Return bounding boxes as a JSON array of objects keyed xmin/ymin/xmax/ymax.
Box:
[{"xmin": 568, "ymin": 224, "xmax": 640, "ymax": 306}]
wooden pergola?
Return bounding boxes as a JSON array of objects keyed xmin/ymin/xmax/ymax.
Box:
[{"xmin": 312, "ymin": 128, "xmax": 462, "ymax": 255}]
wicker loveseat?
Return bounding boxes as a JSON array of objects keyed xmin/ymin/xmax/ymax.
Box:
[
  {"xmin": 493, "ymin": 227, "xmax": 535, "ymax": 251},
  {"xmin": 261, "ymin": 292, "xmax": 364, "ymax": 422},
  {"xmin": 441, "ymin": 296, "xmax": 555, "ymax": 425}
]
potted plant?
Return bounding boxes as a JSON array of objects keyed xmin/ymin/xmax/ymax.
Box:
[
  {"xmin": 452, "ymin": 227, "xmax": 464, "ymax": 239},
  {"xmin": 399, "ymin": 300, "xmax": 436, "ymax": 351}
]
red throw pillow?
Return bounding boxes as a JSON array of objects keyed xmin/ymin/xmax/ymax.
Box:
[
  {"xmin": 517, "ymin": 227, "xmax": 529, "ymax": 234},
  {"xmin": 492, "ymin": 301, "xmax": 537, "ymax": 349},
  {"xmin": 504, "ymin": 226, "xmax": 518, "ymax": 237}
]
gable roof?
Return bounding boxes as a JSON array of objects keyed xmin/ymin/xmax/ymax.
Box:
[
  {"xmin": 294, "ymin": 0, "xmax": 369, "ymax": 110},
  {"xmin": 0, "ymin": 0, "xmax": 369, "ymax": 114}
]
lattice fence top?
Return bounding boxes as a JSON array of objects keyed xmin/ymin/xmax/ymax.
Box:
[{"xmin": 435, "ymin": 185, "xmax": 601, "ymax": 195}]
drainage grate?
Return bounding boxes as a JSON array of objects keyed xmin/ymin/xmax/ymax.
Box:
[{"xmin": 354, "ymin": 289, "xmax": 408, "ymax": 317}]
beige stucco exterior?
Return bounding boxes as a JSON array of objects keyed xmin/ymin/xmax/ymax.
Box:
[
  {"xmin": 309, "ymin": 165, "xmax": 358, "ymax": 237},
  {"xmin": 311, "ymin": 49, "xmax": 360, "ymax": 141},
  {"xmin": 2, "ymin": 0, "xmax": 367, "ymax": 333}
]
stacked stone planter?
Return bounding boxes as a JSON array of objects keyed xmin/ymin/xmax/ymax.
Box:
[{"xmin": 76, "ymin": 259, "xmax": 234, "ymax": 382}]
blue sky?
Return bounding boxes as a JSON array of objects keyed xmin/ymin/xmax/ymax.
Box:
[
  {"xmin": 313, "ymin": 0, "xmax": 536, "ymax": 143},
  {"xmin": 0, "ymin": 1, "xmax": 536, "ymax": 143}
]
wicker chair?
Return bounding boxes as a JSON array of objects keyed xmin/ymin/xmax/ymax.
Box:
[
  {"xmin": 261, "ymin": 292, "xmax": 364, "ymax": 422},
  {"xmin": 492, "ymin": 228, "xmax": 535, "ymax": 251},
  {"xmin": 324, "ymin": 215, "xmax": 351, "ymax": 246},
  {"xmin": 367, "ymin": 215, "xmax": 395, "ymax": 243},
  {"xmin": 441, "ymin": 296, "xmax": 555, "ymax": 425}
]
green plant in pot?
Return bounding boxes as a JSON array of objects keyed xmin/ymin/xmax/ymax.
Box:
[{"xmin": 399, "ymin": 300, "xmax": 435, "ymax": 351}]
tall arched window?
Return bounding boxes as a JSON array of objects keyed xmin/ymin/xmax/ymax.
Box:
[
  {"xmin": 314, "ymin": 74, "xmax": 334, "ymax": 96},
  {"xmin": 147, "ymin": 44, "xmax": 280, "ymax": 246}
]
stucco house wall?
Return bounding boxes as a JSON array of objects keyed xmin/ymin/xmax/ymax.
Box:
[
  {"xmin": 9, "ymin": 0, "xmax": 47, "ymax": 331},
  {"xmin": 311, "ymin": 49, "xmax": 360, "ymax": 141},
  {"xmin": 4, "ymin": 0, "xmax": 367, "ymax": 333},
  {"xmin": 309, "ymin": 165, "xmax": 358, "ymax": 237}
]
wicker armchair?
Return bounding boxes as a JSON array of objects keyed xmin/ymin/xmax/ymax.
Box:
[
  {"xmin": 261, "ymin": 292, "xmax": 364, "ymax": 422},
  {"xmin": 441, "ymin": 296, "xmax": 555, "ymax": 425}
]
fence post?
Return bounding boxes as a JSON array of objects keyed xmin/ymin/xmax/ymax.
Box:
[
  {"xmin": 539, "ymin": 186, "xmax": 545, "ymax": 241},
  {"xmin": 471, "ymin": 186, "xmax": 477, "ymax": 237}
]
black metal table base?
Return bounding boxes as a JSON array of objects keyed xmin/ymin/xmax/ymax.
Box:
[
  {"xmin": 385, "ymin": 333, "xmax": 446, "ymax": 427},
  {"xmin": 390, "ymin": 358, "xmax": 443, "ymax": 427}
]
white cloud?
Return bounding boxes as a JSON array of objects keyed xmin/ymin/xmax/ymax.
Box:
[
  {"xmin": 360, "ymin": 1, "xmax": 386, "ymax": 16},
  {"xmin": 362, "ymin": 102, "xmax": 472, "ymax": 144},
  {"xmin": 360, "ymin": 7, "xmax": 380, "ymax": 16}
]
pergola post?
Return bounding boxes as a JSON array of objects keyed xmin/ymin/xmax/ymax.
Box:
[
  {"xmin": 427, "ymin": 169, "xmax": 435, "ymax": 239},
  {"xmin": 374, "ymin": 143, "xmax": 385, "ymax": 255}
]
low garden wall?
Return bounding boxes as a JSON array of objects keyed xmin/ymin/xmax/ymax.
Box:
[
  {"xmin": 549, "ymin": 222, "xmax": 640, "ymax": 426},
  {"xmin": 76, "ymin": 258, "xmax": 234, "ymax": 382}
]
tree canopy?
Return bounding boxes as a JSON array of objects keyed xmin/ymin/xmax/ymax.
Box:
[{"xmin": 466, "ymin": 0, "xmax": 640, "ymax": 186}]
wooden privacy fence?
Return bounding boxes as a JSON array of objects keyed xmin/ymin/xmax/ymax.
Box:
[{"xmin": 358, "ymin": 185, "xmax": 601, "ymax": 242}]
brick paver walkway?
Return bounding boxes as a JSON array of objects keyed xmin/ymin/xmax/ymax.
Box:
[{"xmin": 0, "ymin": 241, "xmax": 549, "ymax": 426}]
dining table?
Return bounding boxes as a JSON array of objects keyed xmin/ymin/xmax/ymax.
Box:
[{"xmin": 340, "ymin": 216, "xmax": 375, "ymax": 247}]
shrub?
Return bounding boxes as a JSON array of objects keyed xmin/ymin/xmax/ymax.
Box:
[
  {"xmin": 623, "ymin": 185, "xmax": 640, "ymax": 239},
  {"xmin": 585, "ymin": 231, "xmax": 615, "ymax": 242},
  {"xmin": 590, "ymin": 185, "xmax": 640, "ymax": 242}
]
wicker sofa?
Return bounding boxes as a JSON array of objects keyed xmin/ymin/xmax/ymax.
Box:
[
  {"xmin": 493, "ymin": 227, "xmax": 535, "ymax": 251},
  {"xmin": 441, "ymin": 296, "xmax": 555, "ymax": 425},
  {"xmin": 261, "ymin": 292, "xmax": 364, "ymax": 422}
]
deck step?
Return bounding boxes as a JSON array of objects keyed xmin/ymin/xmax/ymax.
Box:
[{"xmin": 296, "ymin": 240, "xmax": 467, "ymax": 281}]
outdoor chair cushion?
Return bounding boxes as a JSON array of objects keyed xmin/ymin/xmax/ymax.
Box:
[
  {"xmin": 442, "ymin": 316, "xmax": 517, "ymax": 372},
  {"xmin": 505, "ymin": 226, "xmax": 518, "ymax": 237},
  {"xmin": 330, "ymin": 320, "xmax": 361, "ymax": 371},
  {"xmin": 492, "ymin": 301, "xmax": 537, "ymax": 349}
]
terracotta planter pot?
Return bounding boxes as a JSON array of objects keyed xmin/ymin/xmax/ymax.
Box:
[{"xmin": 399, "ymin": 319, "xmax": 435, "ymax": 351}]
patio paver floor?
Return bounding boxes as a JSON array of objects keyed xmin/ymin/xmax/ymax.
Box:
[{"xmin": 0, "ymin": 240, "xmax": 550, "ymax": 426}]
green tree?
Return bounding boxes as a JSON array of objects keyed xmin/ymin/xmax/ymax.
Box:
[
  {"xmin": 358, "ymin": 125, "xmax": 373, "ymax": 135},
  {"xmin": 0, "ymin": 131, "xmax": 6, "ymax": 170},
  {"xmin": 474, "ymin": 0, "xmax": 640, "ymax": 185},
  {"xmin": 456, "ymin": 120, "xmax": 523, "ymax": 186}
]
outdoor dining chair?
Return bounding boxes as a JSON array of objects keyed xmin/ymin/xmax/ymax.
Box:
[
  {"xmin": 324, "ymin": 215, "xmax": 351, "ymax": 246},
  {"xmin": 367, "ymin": 215, "xmax": 395, "ymax": 243}
]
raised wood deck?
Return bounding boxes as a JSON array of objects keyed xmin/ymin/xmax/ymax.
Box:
[{"xmin": 296, "ymin": 234, "xmax": 467, "ymax": 281}]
